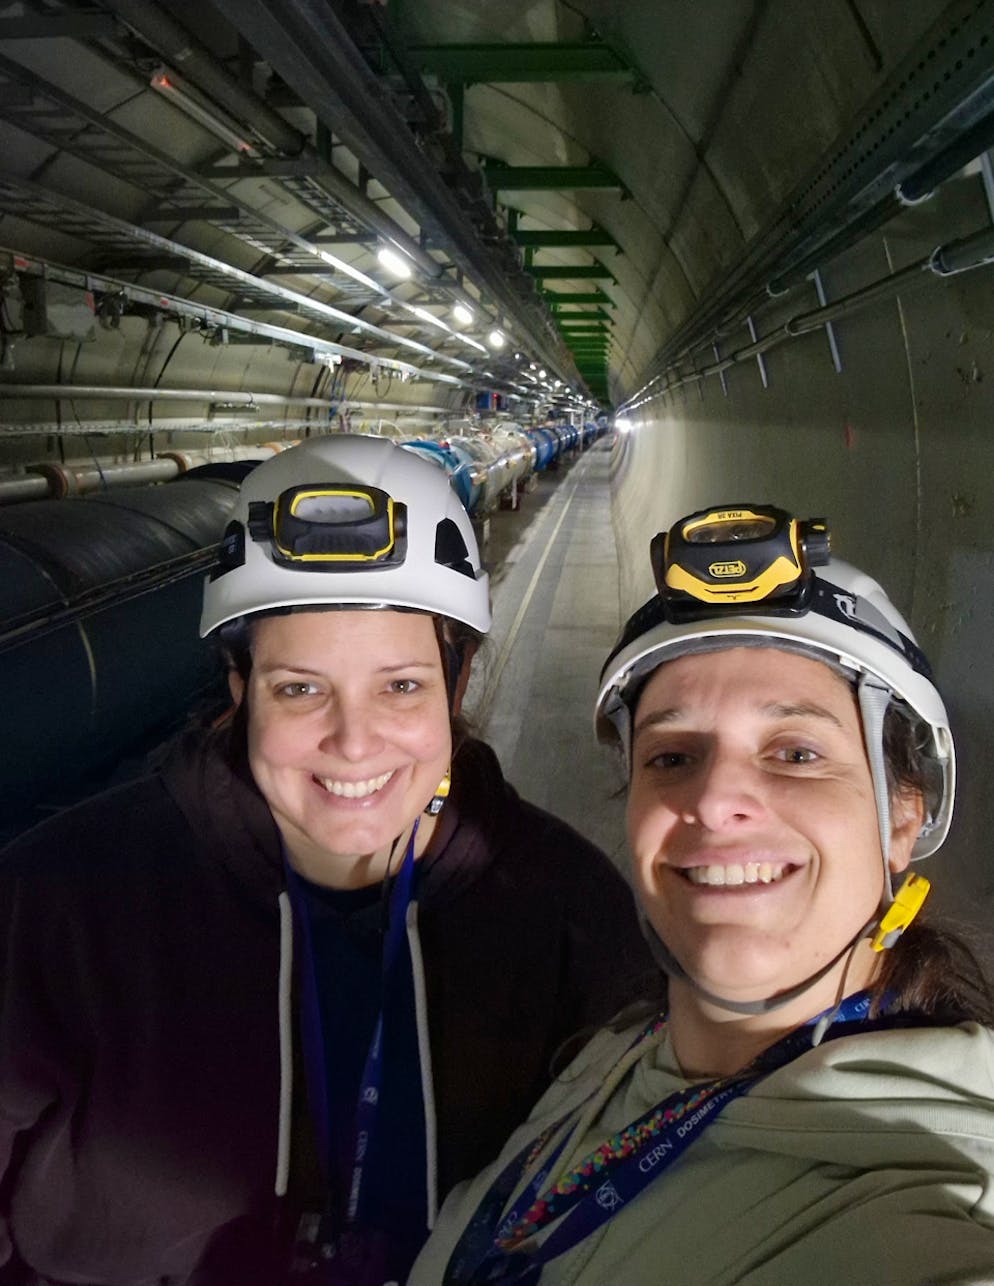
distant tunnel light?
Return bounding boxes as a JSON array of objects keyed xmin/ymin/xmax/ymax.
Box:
[
  {"xmin": 150, "ymin": 68, "xmax": 259, "ymax": 156},
  {"xmin": 452, "ymin": 303, "xmax": 474, "ymax": 326},
  {"xmin": 614, "ymin": 417, "xmax": 634, "ymax": 433},
  {"xmin": 487, "ymin": 329, "xmax": 505, "ymax": 349},
  {"xmin": 538, "ymin": 368, "xmax": 547, "ymax": 379},
  {"xmin": 377, "ymin": 246, "xmax": 414, "ymax": 280}
]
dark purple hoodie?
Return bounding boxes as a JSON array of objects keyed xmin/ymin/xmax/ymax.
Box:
[{"xmin": 0, "ymin": 727, "xmax": 652, "ymax": 1285}]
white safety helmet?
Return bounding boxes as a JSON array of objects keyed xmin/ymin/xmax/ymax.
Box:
[
  {"xmin": 596, "ymin": 505, "xmax": 954, "ymax": 864},
  {"xmin": 200, "ymin": 434, "xmax": 491, "ymax": 636}
]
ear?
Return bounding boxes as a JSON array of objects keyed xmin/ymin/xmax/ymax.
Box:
[
  {"xmin": 227, "ymin": 668, "xmax": 246, "ymax": 709},
  {"xmin": 888, "ymin": 788, "xmax": 925, "ymax": 876},
  {"xmin": 450, "ymin": 638, "xmax": 479, "ymax": 717}
]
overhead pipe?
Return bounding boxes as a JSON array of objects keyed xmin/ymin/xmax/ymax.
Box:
[
  {"xmin": 634, "ymin": 223, "xmax": 994, "ymax": 404},
  {"xmin": 0, "ymin": 384, "xmax": 337, "ymax": 406},
  {"xmin": 639, "ymin": 0, "xmax": 994, "ymax": 393},
  {"xmin": 0, "ymin": 444, "xmax": 285, "ymax": 505}
]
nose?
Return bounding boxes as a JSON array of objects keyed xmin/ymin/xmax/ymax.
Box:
[
  {"xmin": 317, "ymin": 693, "xmax": 385, "ymax": 763},
  {"xmin": 682, "ymin": 747, "xmax": 769, "ymax": 831}
]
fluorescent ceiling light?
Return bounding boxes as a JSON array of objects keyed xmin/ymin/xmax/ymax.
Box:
[
  {"xmin": 487, "ymin": 329, "xmax": 505, "ymax": 349},
  {"xmin": 452, "ymin": 303, "xmax": 474, "ymax": 326},
  {"xmin": 538, "ymin": 369, "xmax": 547, "ymax": 378},
  {"xmin": 462, "ymin": 335, "xmax": 487, "ymax": 353},
  {"xmin": 377, "ymin": 246, "xmax": 414, "ymax": 280},
  {"xmin": 319, "ymin": 249, "xmax": 381, "ymax": 294},
  {"xmin": 410, "ymin": 306, "xmax": 450, "ymax": 331},
  {"xmin": 150, "ymin": 68, "xmax": 259, "ymax": 157}
]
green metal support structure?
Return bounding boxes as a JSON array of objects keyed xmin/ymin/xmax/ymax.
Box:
[
  {"xmin": 405, "ymin": 41, "xmax": 632, "ymax": 83},
  {"xmin": 543, "ymin": 290, "xmax": 614, "ymax": 305},
  {"xmin": 512, "ymin": 226, "xmax": 618, "ymax": 249},
  {"xmin": 483, "ymin": 163, "xmax": 623, "ymax": 191},
  {"xmin": 527, "ymin": 264, "xmax": 615, "ymax": 280},
  {"xmin": 548, "ymin": 308, "xmax": 612, "ymax": 320}
]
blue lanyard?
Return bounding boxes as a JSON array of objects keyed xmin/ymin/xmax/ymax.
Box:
[
  {"xmin": 445, "ymin": 992, "xmax": 918, "ymax": 1283},
  {"xmin": 284, "ymin": 823, "xmax": 419, "ymax": 1225},
  {"xmin": 347, "ymin": 823, "xmax": 418, "ymax": 1223}
]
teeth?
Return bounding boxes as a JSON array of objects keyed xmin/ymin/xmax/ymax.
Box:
[
  {"xmin": 320, "ymin": 771, "xmax": 394, "ymax": 799},
  {"xmin": 685, "ymin": 862, "xmax": 789, "ymax": 886}
]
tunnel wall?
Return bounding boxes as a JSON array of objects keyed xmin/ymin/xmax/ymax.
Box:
[{"xmin": 610, "ymin": 179, "xmax": 994, "ymax": 929}]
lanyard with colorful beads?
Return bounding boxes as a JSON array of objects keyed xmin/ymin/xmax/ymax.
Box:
[{"xmin": 444, "ymin": 992, "xmax": 894, "ymax": 1283}]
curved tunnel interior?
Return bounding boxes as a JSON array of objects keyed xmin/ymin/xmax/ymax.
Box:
[{"xmin": 1, "ymin": 0, "xmax": 992, "ymax": 930}]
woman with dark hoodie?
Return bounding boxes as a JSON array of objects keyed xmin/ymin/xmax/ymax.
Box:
[{"xmin": 0, "ymin": 434, "xmax": 650, "ymax": 1285}]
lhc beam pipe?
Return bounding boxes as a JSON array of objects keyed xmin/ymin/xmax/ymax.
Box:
[{"xmin": 0, "ymin": 472, "xmax": 244, "ymax": 834}]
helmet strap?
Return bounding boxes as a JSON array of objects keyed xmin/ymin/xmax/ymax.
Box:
[
  {"xmin": 639, "ymin": 914, "xmax": 876, "ymax": 1018},
  {"xmin": 856, "ymin": 674, "xmax": 895, "ymax": 903}
]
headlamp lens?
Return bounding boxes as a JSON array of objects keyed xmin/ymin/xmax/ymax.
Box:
[
  {"xmin": 248, "ymin": 484, "xmax": 408, "ymax": 570},
  {"xmin": 684, "ymin": 514, "xmax": 776, "ymax": 543},
  {"xmin": 290, "ymin": 492, "xmax": 376, "ymax": 524}
]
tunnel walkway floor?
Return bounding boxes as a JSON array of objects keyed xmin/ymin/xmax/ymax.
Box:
[{"xmin": 463, "ymin": 442, "xmax": 630, "ymax": 869}]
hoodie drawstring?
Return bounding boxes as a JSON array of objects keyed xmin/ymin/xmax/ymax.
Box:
[
  {"xmin": 406, "ymin": 900, "xmax": 439, "ymax": 1228},
  {"xmin": 275, "ymin": 890, "xmax": 294, "ymax": 1197}
]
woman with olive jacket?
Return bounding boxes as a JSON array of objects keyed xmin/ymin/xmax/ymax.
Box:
[
  {"xmin": 0, "ymin": 435, "xmax": 651, "ymax": 1286},
  {"xmin": 411, "ymin": 504, "xmax": 994, "ymax": 1286}
]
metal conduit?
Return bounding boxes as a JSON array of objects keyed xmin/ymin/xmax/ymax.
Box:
[
  {"xmin": 0, "ymin": 445, "xmax": 284, "ymax": 504},
  {"xmin": 651, "ymin": 224, "xmax": 994, "ymax": 398},
  {"xmin": 0, "ymin": 386, "xmax": 339, "ymax": 406}
]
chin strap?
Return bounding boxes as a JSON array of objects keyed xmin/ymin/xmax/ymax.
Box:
[
  {"xmin": 639, "ymin": 914, "xmax": 877, "ymax": 1019},
  {"xmin": 642, "ymin": 868, "xmax": 931, "ymax": 1029}
]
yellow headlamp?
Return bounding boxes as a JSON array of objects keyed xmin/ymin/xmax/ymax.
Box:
[
  {"xmin": 650, "ymin": 504, "xmax": 830, "ymax": 613},
  {"xmin": 247, "ymin": 484, "xmax": 408, "ymax": 570}
]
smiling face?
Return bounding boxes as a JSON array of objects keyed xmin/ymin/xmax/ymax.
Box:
[
  {"xmin": 627, "ymin": 647, "xmax": 922, "ymax": 1009},
  {"xmin": 236, "ymin": 609, "xmax": 452, "ymax": 886}
]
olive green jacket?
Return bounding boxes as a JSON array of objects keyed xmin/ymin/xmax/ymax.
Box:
[{"xmin": 410, "ymin": 1018, "xmax": 994, "ymax": 1284}]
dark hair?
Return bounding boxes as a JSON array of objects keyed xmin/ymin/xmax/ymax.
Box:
[{"xmin": 874, "ymin": 701, "xmax": 994, "ymax": 1024}]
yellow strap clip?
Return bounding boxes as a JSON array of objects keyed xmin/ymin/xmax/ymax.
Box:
[{"xmin": 871, "ymin": 871, "xmax": 931, "ymax": 952}]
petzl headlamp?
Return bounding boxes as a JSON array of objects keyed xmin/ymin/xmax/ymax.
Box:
[
  {"xmin": 650, "ymin": 504, "xmax": 830, "ymax": 616},
  {"xmin": 247, "ymin": 484, "xmax": 407, "ymax": 570}
]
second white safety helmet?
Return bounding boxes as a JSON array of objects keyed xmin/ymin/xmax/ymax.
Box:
[
  {"xmin": 200, "ymin": 433, "xmax": 491, "ymax": 636},
  {"xmin": 596, "ymin": 504, "xmax": 954, "ymax": 863}
]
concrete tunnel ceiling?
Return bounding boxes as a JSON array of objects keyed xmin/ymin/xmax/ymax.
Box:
[{"xmin": 2, "ymin": 0, "xmax": 992, "ymax": 418}]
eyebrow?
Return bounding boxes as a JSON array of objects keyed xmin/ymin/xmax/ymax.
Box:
[
  {"xmin": 255, "ymin": 659, "xmax": 439, "ymax": 677},
  {"xmin": 760, "ymin": 701, "xmax": 845, "ymax": 727},
  {"xmin": 633, "ymin": 700, "xmax": 845, "ymax": 739}
]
